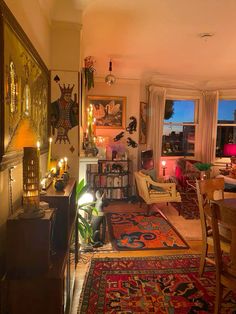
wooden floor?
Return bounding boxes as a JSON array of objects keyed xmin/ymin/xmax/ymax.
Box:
[{"xmin": 71, "ymin": 202, "xmax": 203, "ymax": 314}]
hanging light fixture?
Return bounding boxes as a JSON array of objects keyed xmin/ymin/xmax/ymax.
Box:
[{"xmin": 105, "ymin": 60, "xmax": 116, "ymax": 86}]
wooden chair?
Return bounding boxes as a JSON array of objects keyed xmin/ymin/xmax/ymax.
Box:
[
  {"xmin": 196, "ymin": 178, "xmax": 230, "ymax": 277},
  {"xmin": 205, "ymin": 201, "xmax": 236, "ymax": 314},
  {"xmin": 134, "ymin": 171, "xmax": 181, "ymax": 215}
]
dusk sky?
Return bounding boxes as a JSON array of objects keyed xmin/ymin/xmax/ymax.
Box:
[{"xmin": 164, "ymin": 99, "xmax": 236, "ymax": 123}]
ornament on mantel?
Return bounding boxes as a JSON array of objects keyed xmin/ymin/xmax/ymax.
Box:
[
  {"xmin": 83, "ymin": 56, "xmax": 96, "ymax": 91},
  {"xmin": 127, "ymin": 137, "xmax": 138, "ymax": 148},
  {"xmin": 114, "ymin": 131, "xmax": 125, "ymax": 142},
  {"xmin": 126, "ymin": 116, "xmax": 137, "ymax": 134},
  {"xmin": 83, "ymin": 104, "xmax": 98, "ymax": 156}
]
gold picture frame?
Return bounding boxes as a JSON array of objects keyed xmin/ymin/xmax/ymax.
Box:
[
  {"xmin": 87, "ymin": 95, "xmax": 126, "ymax": 129},
  {"xmin": 0, "ymin": 0, "xmax": 50, "ymax": 170}
]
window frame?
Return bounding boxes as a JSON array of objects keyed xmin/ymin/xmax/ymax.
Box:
[
  {"xmin": 162, "ymin": 97, "xmax": 200, "ymax": 159},
  {"xmin": 215, "ymin": 98, "xmax": 236, "ymax": 158}
]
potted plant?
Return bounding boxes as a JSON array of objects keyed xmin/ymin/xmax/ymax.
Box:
[
  {"xmin": 194, "ymin": 162, "xmax": 213, "ymax": 179},
  {"xmin": 76, "ymin": 179, "xmax": 98, "ymax": 247}
]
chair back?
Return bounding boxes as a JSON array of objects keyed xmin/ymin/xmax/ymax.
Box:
[
  {"xmin": 209, "ymin": 202, "xmax": 236, "ymax": 275},
  {"xmin": 196, "ymin": 178, "xmax": 225, "ymax": 253},
  {"xmin": 207, "ymin": 201, "xmax": 236, "ymax": 313},
  {"xmin": 134, "ymin": 171, "xmax": 150, "ymax": 202},
  {"xmin": 197, "ymin": 178, "xmax": 225, "ymax": 202}
]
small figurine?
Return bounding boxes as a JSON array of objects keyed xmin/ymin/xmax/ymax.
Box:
[
  {"xmin": 127, "ymin": 137, "xmax": 138, "ymax": 148},
  {"xmin": 114, "ymin": 131, "xmax": 125, "ymax": 142},
  {"xmin": 90, "ymin": 190, "xmax": 106, "ymax": 247},
  {"xmin": 126, "ymin": 116, "xmax": 137, "ymax": 134}
]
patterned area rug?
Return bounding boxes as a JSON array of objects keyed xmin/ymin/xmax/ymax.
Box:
[
  {"xmin": 78, "ymin": 255, "xmax": 236, "ymax": 313},
  {"xmin": 172, "ymin": 190, "xmax": 200, "ymax": 219},
  {"xmin": 106, "ymin": 211, "xmax": 189, "ymax": 250}
]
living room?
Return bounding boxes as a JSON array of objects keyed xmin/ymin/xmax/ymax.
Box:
[{"xmin": 1, "ymin": 0, "xmax": 236, "ymax": 313}]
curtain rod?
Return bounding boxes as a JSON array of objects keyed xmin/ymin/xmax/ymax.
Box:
[{"xmin": 146, "ymin": 83, "xmax": 204, "ymax": 92}]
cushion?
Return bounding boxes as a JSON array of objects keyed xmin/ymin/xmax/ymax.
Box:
[
  {"xmin": 150, "ymin": 185, "xmax": 166, "ymax": 192},
  {"xmin": 140, "ymin": 168, "xmax": 157, "ymax": 181}
]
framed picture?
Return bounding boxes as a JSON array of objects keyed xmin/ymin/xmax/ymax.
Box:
[
  {"xmin": 139, "ymin": 102, "xmax": 148, "ymax": 144},
  {"xmin": 0, "ymin": 1, "xmax": 50, "ymax": 170},
  {"xmin": 87, "ymin": 95, "xmax": 126, "ymax": 128}
]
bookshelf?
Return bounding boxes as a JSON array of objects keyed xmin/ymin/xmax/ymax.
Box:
[{"xmin": 87, "ymin": 159, "xmax": 131, "ymax": 201}]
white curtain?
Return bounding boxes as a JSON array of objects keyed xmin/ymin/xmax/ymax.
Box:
[
  {"xmin": 201, "ymin": 90, "xmax": 219, "ymax": 163},
  {"xmin": 147, "ymin": 85, "xmax": 166, "ymax": 176}
]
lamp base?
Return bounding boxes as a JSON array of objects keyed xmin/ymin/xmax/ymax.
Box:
[{"xmin": 231, "ymin": 156, "xmax": 236, "ymax": 165}]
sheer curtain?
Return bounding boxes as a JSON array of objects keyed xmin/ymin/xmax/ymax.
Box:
[
  {"xmin": 201, "ymin": 90, "xmax": 219, "ymax": 163},
  {"xmin": 147, "ymin": 85, "xmax": 166, "ymax": 177}
]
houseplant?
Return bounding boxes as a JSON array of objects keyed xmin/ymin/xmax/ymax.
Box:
[
  {"xmin": 194, "ymin": 162, "xmax": 213, "ymax": 179},
  {"xmin": 76, "ymin": 179, "xmax": 98, "ymax": 245}
]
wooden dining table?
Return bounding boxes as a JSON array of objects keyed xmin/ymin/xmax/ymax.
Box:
[
  {"xmin": 210, "ymin": 198, "xmax": 236, "ymax": 276},
  {"xmin": 212, "ymin": 198, "xmax": 236, "ymax": 223}
]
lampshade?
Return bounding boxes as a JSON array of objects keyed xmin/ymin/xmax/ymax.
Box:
[{"xmin": 223, "ymin": 143, "xmax": 236, "ymax": 156}]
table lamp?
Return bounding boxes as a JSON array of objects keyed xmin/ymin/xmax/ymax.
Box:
[{"xmin": 223, "ymin": 143, "xmax": 236, "ymax": 165}]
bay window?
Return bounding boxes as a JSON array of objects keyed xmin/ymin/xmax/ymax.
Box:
[
  {"xmin": 162, "ymin": 99, "xmax": 198, "ymax": 157},
  {"xmin": 216, "ymin": 99, "xmax": 236, "ymax": 157}
]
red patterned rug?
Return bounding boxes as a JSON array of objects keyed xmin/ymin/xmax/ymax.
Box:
[
  {"xmin": 78, "ymin": 255, "xmax": 236, "ymax": 313},
  {"xmin": 106, "ymin": 211, "xmax": 189, "ymax": 250}
]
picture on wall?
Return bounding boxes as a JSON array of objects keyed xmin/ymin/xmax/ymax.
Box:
[
  {"xmin": 139, "ymin": 102, "xmax": 147, "ymax": 144},
  {"xmin": 0, "ymin": 2, "xmax": 49, "ymax": 168},
  {"xmin": 87, "ymin": 95, "xmax": 126, "ymax": 129}
]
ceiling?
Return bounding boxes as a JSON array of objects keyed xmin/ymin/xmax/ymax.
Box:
[{"xmin": 45, "ymin": 0, "xmax": 236, "ymax": 88}]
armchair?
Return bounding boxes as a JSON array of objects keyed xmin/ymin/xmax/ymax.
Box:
[{"xmin": 134, "ymin": 171, "xmax": 181, "ymax": 215}]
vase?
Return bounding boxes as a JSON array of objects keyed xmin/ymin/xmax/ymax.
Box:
[
  {"xmin": 200, "ymin": 170, "xmax": 210, "ymax": 180},
  {"xmin": 54, "ymin": 179, "xmax": 65, "ymax": 191}
]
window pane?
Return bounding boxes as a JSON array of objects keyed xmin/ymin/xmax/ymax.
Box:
[
  {"xmin": 216, "ymin": 126, "xmax": 236, "ymax": 157},
  {"xmin": 218, "ymin": 100, "xmax": 236, "ymax": 124},
  {"xmin": 164, "ymin": 100, "xmax": 195, "ymax": 123},
  {"xmin": 162, "ymin": 125, "xmax": 195, "ymax": 156}
]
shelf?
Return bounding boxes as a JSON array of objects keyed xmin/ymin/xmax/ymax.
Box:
[
  {"xmin": 98, "ymin": 159, "xmax": 131, "ymax": 162},
  {"xmin": 87, "ymin": 159, "xmax": 131, "ymax": 202},
  {"xmin": 89, "ymin": 172, "xmax": 129, "ymax": 175},
  {"xmin": 94, "ymin": 185, "xmax": 130, "ymax": 189}
]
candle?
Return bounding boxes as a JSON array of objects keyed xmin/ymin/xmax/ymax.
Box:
[
  {"xmin": 36, "ymin": 141, "xmax": 41, "ymax": 179},
  {"xmin": 93, "ymin": 118, "xmax": 96, "ymax": 136},
  {"xmin": 47, "ymin": 137, "xmax": 52, "ymax": 172},
  {"xmin": 58, "ymin": 161, "xmax": 63, "ymax": 177},
  {"xmin": 64, "ymin": 157, "xmax": 68, "ymax": 172}
]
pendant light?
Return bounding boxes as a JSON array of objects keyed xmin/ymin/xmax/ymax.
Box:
[{"xmin": 105, "ymin": 60, "xmax": 116, "ymax": 86}]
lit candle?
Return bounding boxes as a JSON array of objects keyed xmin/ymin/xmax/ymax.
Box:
[
  {"xmin": 64, "ymin": 157, "xmax": 68, "ymax": 172},
  {"xmin": 58, "ymin": 161, "xmax": 63, "ymax": 177},
  {"xmin": 60, "ymin": 158, "xmax": 64, "ymax": 172},
  {"xmin": 47, "ymin": 137, "xmax": 52, "ymax": 172},
  {"xmin": 36, "ymin": 141, "xmax": 41, "ymax": 179},
  {"xmin": 93, "ymin": 118, "xmax": 96, "ymax": 136}
]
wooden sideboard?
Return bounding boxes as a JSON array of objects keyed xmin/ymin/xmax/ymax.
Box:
[{"xmin": 2, "ymin": 178, "xmax": 78, "ymax": 314}]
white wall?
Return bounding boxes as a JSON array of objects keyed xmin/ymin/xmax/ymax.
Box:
[
  {"xmin": 50, "ymin": 21, "xmax": 82, "ymax": 181},
  {"xmin": 86, "ymin": 78, "xmax": 141, "ymax": 192},
  {"xmin": 4, "ymin": 0, "xmax": 51, "ymax": 67}
]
